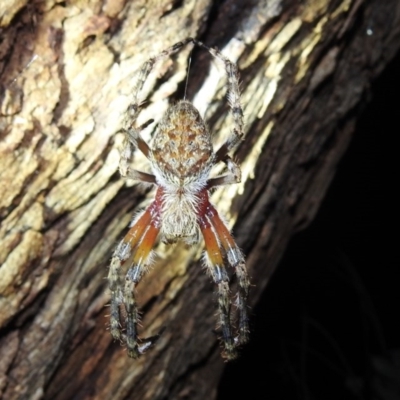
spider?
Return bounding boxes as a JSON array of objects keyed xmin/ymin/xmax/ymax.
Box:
[{"xmin": 108, "ymin": 38, "xmax": 250, "ymax": 360}]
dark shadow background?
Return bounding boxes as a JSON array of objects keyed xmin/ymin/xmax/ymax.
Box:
[{"xmin": 218, "ymin": 51, "xmax": 399, "ymax": 400}]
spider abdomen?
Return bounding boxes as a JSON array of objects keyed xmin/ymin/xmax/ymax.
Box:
[{"xmin": 152, "ymin": 100, "xmax": 214, "ymax": 182}]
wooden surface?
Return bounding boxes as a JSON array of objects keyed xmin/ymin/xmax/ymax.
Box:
[{"xmin": 0, "ymin": 0, "xmax": 399, "ymax": 399}]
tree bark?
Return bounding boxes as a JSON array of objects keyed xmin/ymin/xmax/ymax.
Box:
[{"xmin": 0, "ymin": 0, "xmax": 399, "ymax": 399}]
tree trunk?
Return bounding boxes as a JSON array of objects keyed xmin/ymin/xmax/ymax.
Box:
[{"xmin": 0, "ymin": 0, "xmax": 399, "ymax": 399}]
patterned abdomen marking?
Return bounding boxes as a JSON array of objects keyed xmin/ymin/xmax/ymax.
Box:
[{"xmin": 152, "ymin": 100, "xmax": 214, "ymax": 180}]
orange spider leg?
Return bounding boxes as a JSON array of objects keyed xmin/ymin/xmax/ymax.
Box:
[
  {"xmin": 124, "ymin": 217, "xmax": 161, "ymax": 357},
  {"xmin": 122, "ymin": 209, "xmax": 152, "ymax": 245},
  {"xmin": 121, "ymin": 208, "xmax": 158, "ymax": 271},
  {"xmin": 206, "ymin": 205, "xmax": 250, "ymax": 345},
  {"xmin": 108, "ymin": 207, "xmax": 152, "ymax": 330},
  {"xmin": 109, "ymin": 193, "xmax": 163, "ymax": 357},
  {"xmin": 198, "ymin": 197, "xmax": 237, "ymax": 359}
]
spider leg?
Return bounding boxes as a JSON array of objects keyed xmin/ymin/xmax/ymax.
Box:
[
  {"xmin": 124, "ymin": 214, "xmax": 160, "ymax": 358},
  {"xmin": 109, "ymin": 206, "xmax": 152, "ymax": 341},
  {"xmin": 129, "ymin": 37, "xmax": 196, "ymax": 108},
  {"xmin": 119, "ymin": 119, "xmax": 154, "ymax": 179},
  {"xmin": 126, "ymin": 37, "xmax": 196, "ymax": 132},
  {"xmin": 108, "ymin": 199, "xmax": 161, "ymax": 358},
  {"xmin": 123, "ymin": 118, "xmax": 153, "ymax": 159},
  {"xmin": 205, "ymin": 153, "xmax": 249, "ymax": 345},
  {"xmin": 119, "ymin": 121, "xmax": 156, "ymax": 184},
  {"xmin": 199, "ymin": 212, "xmax": 237, "ymax": 360},
  {"xmin": 109, "ymin": 257, "xmax": 124, "ymax": 341},
  {"xmin": 189, "ymin": 39, "xmax": 244, "ymax": 162},
  {"xmin": 206, "ymin": 205, "xmax": 250, "ymax": 345},
  {"xmin": 124, "ymin": 168, "xmax": 157, "ymax": 184},
  {"xmin": 206, "ymin": 156, "xmax": 241, "ymax": 188}
]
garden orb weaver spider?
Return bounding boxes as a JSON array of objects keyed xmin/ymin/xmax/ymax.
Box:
[{"xmin": 108, "ymin": 38, "xmax": 250, "ymax": 360}]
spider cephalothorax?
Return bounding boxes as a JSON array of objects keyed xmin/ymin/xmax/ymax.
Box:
[{"xmin": 108, "ymin": 38, "xmax": 250, "ymax": 360}]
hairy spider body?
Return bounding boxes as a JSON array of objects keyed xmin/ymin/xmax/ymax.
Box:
[
  {"xmin": 152, "ymin": 101, "xmax": 213, "ymax": 244},
  {"xmin": 108, "ymin": 38, "xmax": 250, "ymax": 360}
]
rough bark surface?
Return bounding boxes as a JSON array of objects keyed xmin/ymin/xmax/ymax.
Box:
[{"xmin": 0, "ymin": 0, "xmax": 399, "ymax": 399}]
